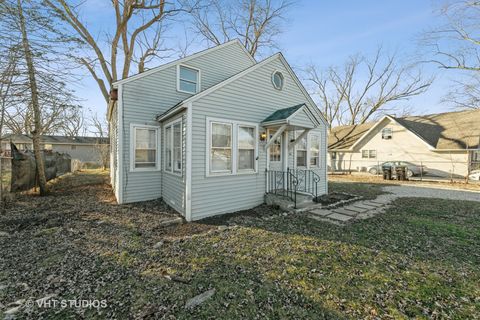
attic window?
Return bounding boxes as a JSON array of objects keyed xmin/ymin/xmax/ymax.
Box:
[
  {"xmin": 382, "ymin": 128, "xmax": 393, "ymax": 140},
  {"xmin": 177, "ymin": 65, "xmax": 200, "ymax": 94},
  {"xmin": 272, "ymin": 71, "xmax": 284, "ymax": 90}
]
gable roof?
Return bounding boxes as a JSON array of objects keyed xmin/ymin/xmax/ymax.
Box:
[
  {"xmin": 156, "ymin": 53, "xmax": 328, "ymax": 127},
  {"xmin": 112, "ymin": 39, "xmax": 256, "ymax": 87},
  {"xmin": 1, "ymin": 134, "xmax": 109, "ymax": 145},
  {"xmin": 329, "ymin": 109, "xmax": 480, "ymax": 151}
]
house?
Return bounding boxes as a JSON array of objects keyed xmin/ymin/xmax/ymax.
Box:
[
  {"xmin": 107, "ymin": 40, "xmax": 328, "ymax": 221},
  {"xmin": 328, "ymin": 110, "xmax": 480, "ymax": 177},
  {"xmin": 0, "ymin": 134, "xmax": 109, "ymax": 164}
]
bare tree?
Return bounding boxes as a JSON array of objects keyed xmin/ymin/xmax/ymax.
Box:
[
  {"xmin": 89, "ymin": 112, "xmax": 109, "ymax": 170},
  {"xmin": 16, "ymin": 0, "xmax": 47, "ymax": 194},
  {"xmin": 423, "ymin": 1, "xmax": 480, "ymax": 109},
  {"xmin": 45, "ymin": 0, "xmax": 199, "ymax": 103},
  {"xmin": 188, "ymin": 0, "xmax": 294, "ymax": 58},
  {"xmin": 61, "ymin": 107, "xmax": 86, "ymax": 137},
  {"xmin": 304, "ymin": 48, "xmax": 432, "ymax": 130},
  {"xmin": 0, "ymin": 47, "xmax": 19, "ymax": 152}
]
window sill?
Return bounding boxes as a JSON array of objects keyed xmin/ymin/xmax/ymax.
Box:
[
  {"xmin": 206, "ymin": 170, "xmax": 258, "ymax": 177},
  {"xmin": 176, "ymin": 88, "xmax": 197, "ymax": 95},
  {"xmin": 130, "ymin": 167, "xmax": 161, "ymax": 173}
]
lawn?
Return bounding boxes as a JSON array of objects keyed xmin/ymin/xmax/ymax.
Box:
[{"xmin": 1, "ymin": 171, "xmax": 479, "ymax": 319}]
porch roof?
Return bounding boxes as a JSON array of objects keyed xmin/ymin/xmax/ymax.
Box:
[{"xmin": 261, "ymin": 103, "xmax": 320, "ymax": 129}]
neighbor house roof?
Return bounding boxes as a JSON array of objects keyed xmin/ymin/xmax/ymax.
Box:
[
  {"xmin": 329, "ymin": 109, "xmax": 480, "ymax": 150},
  {"xmin": 328, "ymin": 122, "xmax": 375, "ymax": 150},
  {"xmin": 1, "ymin": 134, "xmax": 109, "ymax": 145}
]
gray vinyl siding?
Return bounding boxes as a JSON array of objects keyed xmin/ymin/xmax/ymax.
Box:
[
  {"xmin": 119, "ymin": 42, "xmax": 254, "ymax": 204},
  {"xmin": 109, "ymin": 107, "xmax": 119, "ymax": 197},
  {"xmin": 161, "ymin": 112, "xmax": 186, "ymax": 214},
  {"xmin": 190, "ymin": 57, "xmax": 328, "ymax": 220},
  {"xmin": 289, "ymin": 110, "xmax": 316, "ymax": 128}
]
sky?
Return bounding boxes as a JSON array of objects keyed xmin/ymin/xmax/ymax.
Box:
[{"xmin": 76, "ymin": 0, "xmax": 459, "ymax": 120}]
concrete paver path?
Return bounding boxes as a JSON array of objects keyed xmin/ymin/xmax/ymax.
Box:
[{"xmin": 308, "ymin": 184, "xmax": 480, "ymax": 225}]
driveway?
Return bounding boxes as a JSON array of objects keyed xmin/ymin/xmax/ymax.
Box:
[{"xmin": 382, "ymin": 184, "xmax": 480, "ymax": 202}]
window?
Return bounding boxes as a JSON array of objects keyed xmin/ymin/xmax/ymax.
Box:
[
  {"xmin": 382, "ymin": 128, "xmax": 393, "ymax": 139},
  {"xmin": 272, "ymin": 71, "xmax": 284, "ymax": 90},
  {"xmin": 211, "ymin": 122, "xmax": 232, "ymax": 173},
  {"xmin": 310, "ymin": 135, "xmax": 320, "ymax": 167},
  {"xmin": 296, "ymin": 132, "xmax": 307, "ymax": 167},
  {"xmin": 269, "ymin": 129, "xmax": 281, "ymax": 162},
  {"xmin": 132, "ymin": 125, "xmax": 159, "ymax": 170},
  {"xmin": 207, "ymin": 118, "xmax": 258, "ymax": 175},
  {"xmin": 177, "ymin": 65, "xmax": 200, "ymax": 94},
  {"xmin": 238, "ymin": 126, "xmax": 255, "ymax": 171},
  {"xmin": 362, "ymin": 149, "xmax": 376, "ymax": 159},
  {"xmin": 164, "ymin": 119, "xmax": 183, "ymax": 174}
]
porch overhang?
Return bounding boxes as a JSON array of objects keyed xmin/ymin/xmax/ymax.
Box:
[{"xmin": 261, "ymin": 103, "xmax": 321, "ymax": 130}]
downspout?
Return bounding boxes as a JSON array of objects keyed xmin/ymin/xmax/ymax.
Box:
[{"xmin": 185, "ymin": 102, "xmax": 193, "ymax": 221}]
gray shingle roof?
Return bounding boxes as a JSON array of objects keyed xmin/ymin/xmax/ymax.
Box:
[
  {"xmin": 262, "ymin": 104, "xmax": 305, "ymax": 123},
  {"xmin": 329, "ymin": 109, "xmax": 480, "ymax": 150},
  {"xmin": 1, "ymin": 134, "xmax": 109, "ymax": 145}
]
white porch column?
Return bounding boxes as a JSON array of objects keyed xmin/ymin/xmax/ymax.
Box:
[{"xmin": 282, "ymin": 130, "xmax": 289, "ymax": 171}]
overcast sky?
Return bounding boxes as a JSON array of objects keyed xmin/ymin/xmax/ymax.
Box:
[{"xmin": 75, "ymin": 0, "xmax": 459, "ymax": 120}]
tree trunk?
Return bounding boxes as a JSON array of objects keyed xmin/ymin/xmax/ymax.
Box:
[{"xmin": 17, "ymin": 0, "xmax": 47, "ymax": 195}]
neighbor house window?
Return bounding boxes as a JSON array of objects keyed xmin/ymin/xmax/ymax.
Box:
[
  {"xmin": 362, "ymin": 149, "xmax": 376, "ymax": 159},
  {"xmin": 296, "ymin": 132, "xmax": 307, "ymax": 167},
  {"xmin": 269, "ymin": 129, "xmax": 281, "ymax": 162},
  {"xmin": 177, "ymin": 65, "xmax": 200, "ymax": 94},
  {"xmin": 382, "ymin": 128, "xmax": 393, "ymax": 139},
  {"xmin": 208, "ymin": 118, "xmax": 258, "ymax": 175},
  {"xmin": 238, "ymin": 126, "xmax": 255, "ymax": 171},
  {"xmin": 210, "ymin": 122, "xmax": 232, "ymax": 173},
  {"xmin": 164, "ymin": 119, "xmax": 183, "ymax": 174},
  {"xmin": 132, "ymin": 125, "xmax": 159, "ymax": 170},
  {"xmin": 310, "ymin": 135, "xmax": 320, "ymax": 167}
]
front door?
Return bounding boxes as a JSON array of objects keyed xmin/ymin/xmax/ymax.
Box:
[{"xmin": 268, "ymin": 128, "xmax": 283, "ymax": 171}]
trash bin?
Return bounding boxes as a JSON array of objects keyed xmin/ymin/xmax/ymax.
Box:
[
  {"xmin": 383, "ymin": 167, "xmax": 392, "ymax": 180},
  {"xmin": 395, "ymin": 166, "xmax": 408, "ymax": 181}
]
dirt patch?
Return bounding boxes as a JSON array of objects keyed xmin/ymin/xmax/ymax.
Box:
[{"xmin": 313, "ymin": 192, "xmax": 356, "ymax": 205}]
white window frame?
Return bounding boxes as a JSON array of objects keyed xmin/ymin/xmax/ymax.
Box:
[
  {"xmin": 206, "ymin": 117, "xmax": 259, "ymax": 177},
  {"xmin": 164, "ymin": 118, "xmax": 183, "ymax": 176},
  {"xmin": 382, "ymin": 127, "xmax": 393, "ymax": 139},
  {"xmin": 271, "ymin": 70, "xmax": 284, "ymax": 90},
  {"xmin": 295, "ymin": 131, "xmax": 308, "ymax": 168},
  {"xmin": 177, "ymin": 64, "xmax": 201, "ymax": 94},
  {"xmin": 130, "ymin": 123, "xmax": 161, "ymax": 172},
  {"xmin": 294, "ymin": 132, "xmax": 322, "ymax": 169},
  {"xmin": 309, "ymin": 134, "xmax": 321, "ymax": 168},
  {"xmin": 362, "ymin": 149, "xmax": 377, "ymax": 159},
  {"xmin": 237, "ymin": 125, "xmax": 257, "ymax": 173}
]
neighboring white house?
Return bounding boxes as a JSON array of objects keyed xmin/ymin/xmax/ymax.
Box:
[
  {"xmin": 0, "ymin": 134, "xmax": 109, "ymax": 164},
  {"xmin": 108, "ymin": 40, "xmax": 328, "ymax": 221},
  {"xmin": 328, "ymin": 110, "xmax": 480, "ymax": 177}
]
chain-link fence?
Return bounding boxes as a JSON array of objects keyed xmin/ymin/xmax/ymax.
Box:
[{"xmin": 328, "ymin": 158, "xmax": 480, "ymax": 182}]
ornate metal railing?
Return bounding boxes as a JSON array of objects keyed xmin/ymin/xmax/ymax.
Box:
[{"xmin": 265, "ymin": 168, "xmax": 321, "ymax": 208}]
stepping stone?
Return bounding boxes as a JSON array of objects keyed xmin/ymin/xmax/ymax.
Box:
[
  {"xmin": 310, "ymin": 208, "xmax": 331, "ymax": 217},
  {"xmin": 362, "ymin": 201, "xmax": 383, "ymax": 208},
  {"xmin": 332, "ymin": 208, "xmax": 358, "ymax": 216},
  {"xmin": 352, "ymin": 203, "xmax": 376, "ymax": 210},
  {"xmin": 327, "ymin": 212, "xmax": 353, "ymax": 222},
  {"xmin": 309, "ymin": 215, "xmax": 343, "ymax": 225},
  {"xmin": 369, "ymin": 199, "xmax": 392, "ymax": 205},
  {"xmin": 343, "ymin": 206, "xmax": 368, "ymax": 213}
]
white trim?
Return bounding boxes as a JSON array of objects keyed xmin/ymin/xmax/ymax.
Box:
[
  {"xmin": 176, "ymin": 64, "xmax": 201, "ymax": 94},
  {"xmin": 271, "ymin": 69, "xmax": 284, "ymax": 90},
  {"xmin": 113, "ymin": 39, "xmax": 255, "ymax": 87},
  {"xmin": 129, "ymin": 123, "xmax": 161, "ymax": 172},
  {"xmin": 117, "ymin": 84, "xmax": 124, "ymax": 204},
  {"xmin": 163, "ymin": 117, "xmax": 183, "ymax": 176},
  {"xmin": 185, "ymin": 102, "xmax": 193, "ymax": 222},
  {"xmin": 264, "ymin": 124, "xmax": 287, "ymax": 149},
  {"xmin": 206, "ymin": 116, "xmax": 259, "ymax": 177},
  {"xmin": 309, "ymin": 133, "xmax": 321, "ymax": 169}
]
